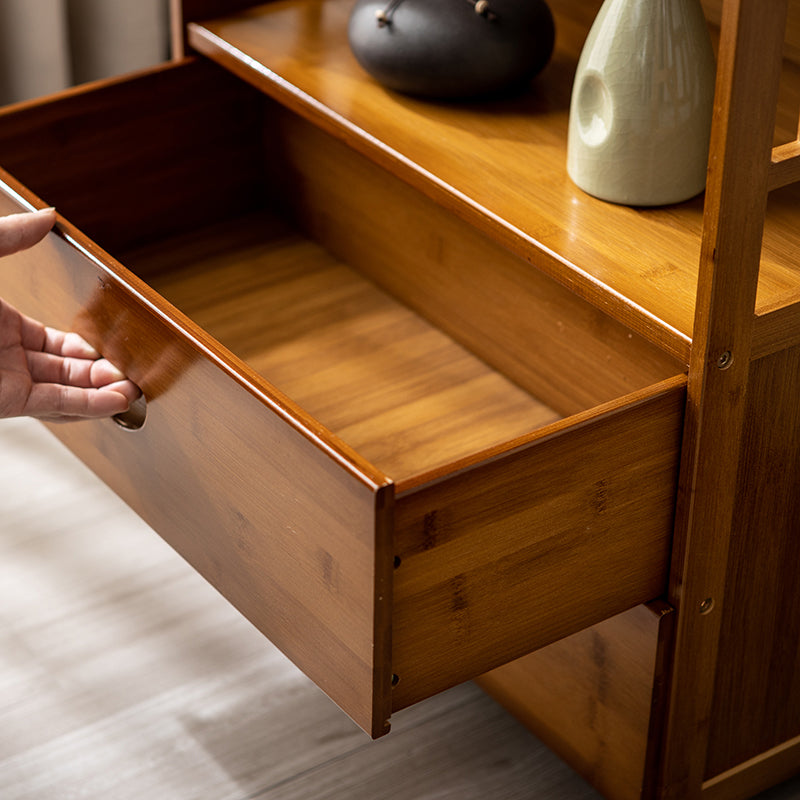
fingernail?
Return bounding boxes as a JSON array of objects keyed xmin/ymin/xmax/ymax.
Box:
[{"xmin": 36, "ymin": 206, "xmax": 56, "ymax": 214}]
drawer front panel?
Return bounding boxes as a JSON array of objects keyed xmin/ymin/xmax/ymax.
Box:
[{"xmin": 0, "ymin": 182, "xmax": 393, "ymax": 738}]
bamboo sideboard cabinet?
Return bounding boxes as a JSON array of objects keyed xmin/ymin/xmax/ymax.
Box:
[{"xmin": 1, "ymin": 1, "xmax": 799, "ymax": 798}]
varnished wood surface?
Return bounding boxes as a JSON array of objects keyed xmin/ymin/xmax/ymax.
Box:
[
  {"xmin": 2, "ymin": 420, "xmax": 800, "ymax": 800},
  {"xmin": 660, "ymin": 3, "xmax": 793, "ymax": 797},
  {"xmin": 702, "ymin": 0, "xmax": 800, "ymax": 65},
  {"xmin": 704, "ymin": 737, "xmax": 800, "ymax": 800},
  {"xmin": 0, "ymin": 59, "xmax": 266, "ymax": 256},
  {"xmin": 0, "ymin": 416, "xmax": 609, "ymax": 800},
  {"xmin": 119, "ymin": 187, "xmax": 686, "ymax": 714},
  {"xmin": 4, "ymin": 3, "xmax": 800, "ymax": 794},
  {"xmin": 0, "ymin": 56, "xmax": 687, "ymax": 740},
  {"xmin": 705, "ymin": 345, "xmax": 800, "ymax": 778},
  {"xmin": 769, "ymin": 142, "xmax": 800, "ymax": 191},
  {"xmin": 189, "ymin": 0, "xmax": 800, "ymax": 360},
  {"xmin": 124, "ymin": 202, "xmax": 685, "ymax": 721},
  {"xmin": 265, "ymin": 104, "xmax": 687, "ymax": 391}
]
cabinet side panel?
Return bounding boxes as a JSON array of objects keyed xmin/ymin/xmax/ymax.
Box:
[{"xmin": 705, "ymin": 345, "xmax": 800, "ymax": 777}]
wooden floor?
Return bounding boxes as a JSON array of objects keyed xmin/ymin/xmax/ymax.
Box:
[{"xmin": 1, "ymin": 416, "xmax": 799, "ymax": 800}]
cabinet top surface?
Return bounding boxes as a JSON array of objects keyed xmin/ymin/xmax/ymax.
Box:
[{"xmin": 192, "ymin": 0, "xmax": 800, "ymax": 359}]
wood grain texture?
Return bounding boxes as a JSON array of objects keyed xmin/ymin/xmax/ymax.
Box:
[
  {"xmin": 660, "ymin": 1, "xmax": 791, "ymax": 796},
  {"xmin": 769, "ymin": 141, "xmax": 800, "ymax": 191},
  {"xmin": 702, "ymin": 0, "xmax": 800, "ymax": 66},
  {"xmin": 10, "ymin": 417, "xmax": 800, "ymax": 798},
  {"xmin": 263, "ymin": 104, "xmax": 687, "ymax": 399},
  {"xmin": 391, "ymin": 379, "xmax": 686, "ymax": 710},
  {"xmin": 753, "ymin": 298, "xmax": 800, "ymax": 359},
  {"xmin": 125, "ymin": 214, "xmax": 562, "ymax": 488},
  {"xmin": 115, "ymin": 150, "xmax": 684, "ymax": 729},
  {"xmin": 6, "ymin": 2, "xmax": 800, "ymax": 793},
  {"xmin": 6, "ymin": 418, "xmax": 800, "ymax": 800},
  {"xmin": 477, "ymin": 602, "xmax": 674, "ymax": 800},
  {"xmin": 0, "ymin": 178, "xmax": 394, "ymax": 738},
  {"xmin": 188, "ymin": 0, "xmax": 800, "ymax": 359},
  {"xmin": 0, "ymin": 52, "xmax": 689, "ymax": 742},
  {"xmin": 703, "ymin": 735, "xmax": 800, "ymax": 800},
  {"xmin": 704, "ymin": 345, "xmax": 800, "ymax": 778},
  {"xmin": 0, "ymin": 59, "xmax": 266, "ymax": 255}
]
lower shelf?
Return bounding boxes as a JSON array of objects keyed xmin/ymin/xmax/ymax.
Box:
[{"xmin": 477, "ymin": 602, "xmax": 674, "ymax": 800}]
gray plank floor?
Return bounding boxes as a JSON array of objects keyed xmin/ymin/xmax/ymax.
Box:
[{"xmin": 1, "ymin": 417, "xmax": 798, "ymax": 800}]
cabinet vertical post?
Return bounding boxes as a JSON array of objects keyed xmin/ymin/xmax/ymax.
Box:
[{"xmin": 658, "ymin": 0, "xmax": 790, "ymax": 796}]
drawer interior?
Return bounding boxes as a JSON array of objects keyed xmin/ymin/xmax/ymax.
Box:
[
  {"xmin": 0, "ymin": 58, "xmax": 684, "ymax": 482},
  {"xmin": 124, "ymin": 212, "xmax": 560, "ymax": 488},
  {"xmin": 0, "ymin": 59, "xmax": 687, "ymax": 731}
]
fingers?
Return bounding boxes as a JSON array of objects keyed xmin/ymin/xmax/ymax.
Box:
[
  {"xmin": 24, "ymin": 383, "xmax": 135, "ymax": 421},
  {"xmin": 103, "ymin": 378, "xmax": 142, "ymax": 405},
  {"xmin": 24, "ymin": 330, "xmax": 142, "ymax": 420},
  {"xmin": 0, "ymin": 208, "xmax": 56, "ymax": 257},
  {"xmin": 24, "ymin": 349, "xmax": 142, "ymax": 421},
  {"xmin": 20, "ymin": 323, "xmax": 104, "ymax": 364},
  {"xmin": 0, "ymin": 218, "xmax": 145, "ymax": 422},
  {"xmin": 22, "ymin": 325, "xmax": 100, "ymax": 360},
  {"xmin": 26, "ymin": 350, "xmax": 129, "ymax": 389},
  {"xmin": 43, "ymin": 328, "xmax": 100, "ymax": 360}
]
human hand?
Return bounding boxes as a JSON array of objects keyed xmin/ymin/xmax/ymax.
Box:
[{"xmin": 0, "ymin": 208, "xmax": 141, "ymax": 421}]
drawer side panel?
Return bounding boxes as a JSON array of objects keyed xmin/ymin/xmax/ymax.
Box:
[{"xmin": 391, "ymin": 379, "xmax": 685, "ymax": 710}]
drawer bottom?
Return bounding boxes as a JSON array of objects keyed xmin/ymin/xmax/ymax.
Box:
[{"xmin": 126, "ymin": 211, "xmax": 563, "ymax": 490}]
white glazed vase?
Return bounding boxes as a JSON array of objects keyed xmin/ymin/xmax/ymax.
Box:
[{"xmin": 566, "ymin": 0, "xmax": 716, "ymax": 206}]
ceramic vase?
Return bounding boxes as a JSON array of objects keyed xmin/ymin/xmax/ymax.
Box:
[
  {"xmin": 348, "ymin": 0, "xmax": 555, "ymax": 99},
  {"xmin": 566, "ymin": 0, "xmax": 716, "ymax": 206}
]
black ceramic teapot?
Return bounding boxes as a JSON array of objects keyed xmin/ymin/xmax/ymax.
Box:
[{"xmin": 348, "ymin": 0, "xmax": 555, "ymax": 99}]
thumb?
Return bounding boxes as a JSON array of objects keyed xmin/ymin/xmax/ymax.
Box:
[{"xmin": 0, "ymin": 208, "xmax": 57, "ymax": 257}]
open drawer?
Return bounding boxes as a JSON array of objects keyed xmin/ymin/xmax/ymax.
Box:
[{"xmin": 0, "ymin": 58, "xmax": 686, "ymax": 737}]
